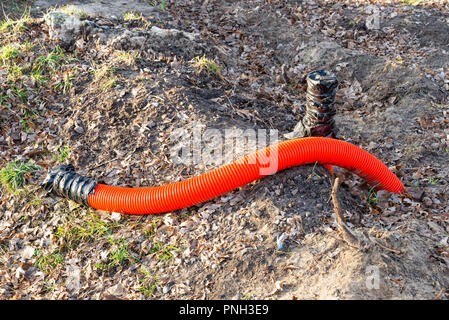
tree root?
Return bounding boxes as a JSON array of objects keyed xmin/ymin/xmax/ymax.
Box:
[{"xmin": 331, "ymin": 177, "xmax": 361, "ymax": 247}]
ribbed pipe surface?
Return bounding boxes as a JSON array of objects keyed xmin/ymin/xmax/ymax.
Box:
[{"xmin": 88, "ymin": 137, "xmax": 404, "ymax": 214}]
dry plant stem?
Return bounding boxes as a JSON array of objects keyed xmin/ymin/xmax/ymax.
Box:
[
  {"xmin": 433, "ymin": 288, "xmax": 445, "ymax": 300},
  {"xmin": 371, "ymin": 238, "xmax": 402, "ymax": 254},
  {"xmin": 364, "ymin": 230, "xmax": 402, "ymax": 255},
  {"xmin": 331, "ymin": 177, "xmax": 360, "ymax": 246}
]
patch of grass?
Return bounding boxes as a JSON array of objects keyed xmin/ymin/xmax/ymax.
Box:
[
  {"xmin": 57, "ymin": 5, "xmax": 88, "ymax": 18},
  {"xmin": 20, "ymin": 118, "xmax": 32, "ymax": 133},
  {"xmin": 54, "ymin": 70, "xmax": 75, "ymax": 94},
  {"xmin": 149, "ymin": 241, "xmax": 179, "ymax": 261},
  {"xmin": 34, "ymin": 46, "xmax": 66, "ymax": 74},
  {"xmin": 0, "ymin": 5, "xmax": 31, "ymax": 35},
  {"xmin": 26, "ymin": 196, "xmax": 43, "ymax": 207},
  {"xmin": 55, "ymin": 210, "xmax": 121, "ymax": 249},
  {"xmin": 142, "ymin": 219, "xmax": 181, "ymax": 261},
  {"xmin": 122, "ymin": 11, "xmax": 150, "ymax": 28},
  {"xmin": 0, "ymin": 242, "xmax": 6, "ymax": 253},
  {"xmin": 15, "ymin": 104, "xmax": 38, "ymax": 133},
  {"xmin": 0, "ymin": 43, "xmax": 28, "ymax": 66},
  {"xmin": 33, "ymin": 46, "xmax": 76, "ymax": 87},
  {"xmin": 143, "ymin": 219, "xmax": 183, "ymax": 261},
  {"xmin": 9, "ymin": 86, "xmax": 29, "ymax": 103},
  {"xmin": 0, "ymin": 43, "xmax": 20, "ymax": 64},
  {"xmin": 34, "ymin": 250, "xmax": 63, "ymax": 273},
  {"xmin": 402, "ymin": 0, "xmax": 423, "ymax": 5},
  {"xmin": 0, "ymin": 0, "xmax": 31, "ymax": 18},
  {"xmin": 19, "ymin": 103, "xmax": 36, "ymax": 117},
  {"xmin": 427, "ymin": 176, "xmax": 439, "ymax": 185},
  {"xmin": 40, "ymin": 281, "xmax": 56, "ymax": 294},
  {"xmin": 0, "ymin": 159, "xmax": 40, "ymax": 193},
  {"xmin": 95, "ymin": 238, "xmax": 135, "ymax": 271},
  {"xmin": 101, "ymin": 78, "xmax": 117, "ymax": 89},
  {"xmin": 138, "ymin": 266, "xmax": 160, "ymax": 298},
  {"xmin": 54, "ymin": 145, "xmax": 71, "ymax": 163},
  {"xmin": 367, "ymin": 185, "xmax": 381, "ymax": 206},
  {"xmin": 306, "ymin": 161, "xmax": 322, "ymax": 181},
  {"xmin": 114, "ymin": 50, "xmax": 141, "ymax": 66},
  {"xmin": 123, "ymin": 11, "xmax": 144, "ymax": 21},
  {"xmin": 0, "ymin": 90, "xmax": 8, "ymax": 105},
  {"xmin": 404, "ymin": 142, "xmax": 421, "ymax": 155},
  {"xmin": 90, "ymin": 62, "xmax": 120, "ymax": 90},
  {"xmin": 107, "ymin": 239, "xmax": 132, "ymax": 266},
  {"xmin": 142, "ymin": 219, "xmax": 159, "ymax": 238},
  {"xmin": 191, "ymin": 55, "xmax": 222, "ymax": 75},
  {"xmin": 8, "ymin": 63, "xmax": 26, "ymax": 80},
  {"xmin": 91, "ymin": 63, "xmax": 117, "ymax": 82},
  {"xmin": 240, "ymin": 292, "xmax": 253, "ymax": 300},
  {"xmin": 32, "ymin": 73, "xmax": 49, "ymax": 86},
  {"xmin": 16, "ymin": 87, "xmax": 29, "ymax": 102},
  {"xmin": 148, "ymin": 0, "xmax": 166, "ymax": 11}
]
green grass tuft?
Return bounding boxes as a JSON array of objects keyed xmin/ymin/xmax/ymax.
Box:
[
  {"xmin": 0, "ymin": 6, "xmax": 31, "ymax": 35},
  {"xmin": 138, "ymin": 266, "xmax": 160, "ymax": 298},
  {"xmin": 123, "ymin": 11, "xmax": 143, "ymax": 21},
  {"xmin": 192, "ymin": 55, "xmax": 222, "ymax": 75},
  {"xmin": 148, "ymin": 0, "xmax": 166, "ymax": 11},
  {"xmin": 95, "ymin": 238, "xmax": 135, "ymax": 271},
  {"xmin": 0, "ymin": 43, "xmax": 22, "ymax": 65},
  {"xmin": 0, "ymin": 159, "xmax": 39, "ymax": 193},
  {"xmin": 34, "ymin": 250, "xmax": 63, "ymax": 272},
  {"xmin": 54, "ymin": 145, "xmax": 71, "ymax": 163},
  {"xmin": 55, "ymin": 210, "xmax": 121, "ymax": 249}
]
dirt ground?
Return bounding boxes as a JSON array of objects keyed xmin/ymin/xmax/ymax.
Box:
[{"xmin": 0, "ymin": 0, "xmax": 448, "ymax": 299}]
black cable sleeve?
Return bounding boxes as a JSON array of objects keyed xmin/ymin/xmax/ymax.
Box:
[
  {"xmin": 42, "ymin": 164, "xmax": 97, "ymax": 206},
  {"xmin": 300, "ymin": 70, "xmax": 339, "ymax": 138}
]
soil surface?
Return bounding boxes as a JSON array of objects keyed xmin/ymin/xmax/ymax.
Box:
[{"xmin": 0, "ymin": 0, "xmax": 448, "ymax": 299}]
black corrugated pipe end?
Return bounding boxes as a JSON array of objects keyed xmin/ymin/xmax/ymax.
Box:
[
  {"xmin": 42, "ymin": 164, "xmax": 97, "ymax": 206},
  {"xmin": 303, "ymin": 70, "xmax": 338, "ymax": 138},
  {"xmin": 285, "ymin": 69, "xmax": 338, "ymax": 139}
]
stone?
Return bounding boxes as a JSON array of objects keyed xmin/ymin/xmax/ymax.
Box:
[
  {"xmin": 107, "ymin": 283, "xmax": 124, "ymax": 297},
  {"xmin": 44, "ymin": 11, "xmax": 82, "ymax": 50},
  {"xmin": 406, "ymin": 187, "xmax": 425, "ymax": 201},
  {"xmin": 74, "ymin": 125, "xmax": 84, "ymax": 134}
]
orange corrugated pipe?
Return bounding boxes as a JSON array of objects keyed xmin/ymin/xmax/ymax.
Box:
[{"xmin": 87, "ymin": 137, "xmax": 404, "ymax": 214}]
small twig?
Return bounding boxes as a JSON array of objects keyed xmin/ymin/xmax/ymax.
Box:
[
  {"xmin": 89, "ymin": 157, "xmax": 118, "ymax": 171},
  {"xmin": 433, "ymin": 288, "xmax": 445, "ymax": 300},
  {"xmin": 326, "ymin": 233, "xmax": 362, "ymax": 250},
  {"xmin": 370, "ymin": 237, "xmax": 402, "ymax": 255},
  {"xmin": 284, "ymin": 265, "xmax": 300, "ymax": 271},
  {"xmin": 281, "ymin": 64, "xmax": 291, "ymax": 84},
  {"xmin": 331, "ymin": 177, "xmax": 360, "ymax": 247},
  {"xmin": 362, "ymin": 229, "xmax": 402, "ymax": 255},
  {"xmin": 295, "ymin": 215, "xmax": 306, "ymax": 235}
]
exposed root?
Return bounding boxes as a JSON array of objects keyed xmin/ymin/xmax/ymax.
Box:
[{"xmin": 331, "ymin": 177, "xmax": 361, "ymax": 247}]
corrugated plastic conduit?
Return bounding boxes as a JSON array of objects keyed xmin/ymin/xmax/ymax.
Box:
[{"xmin": 43, "ymin": 137, "xmax": 405, "ymax": 215}]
